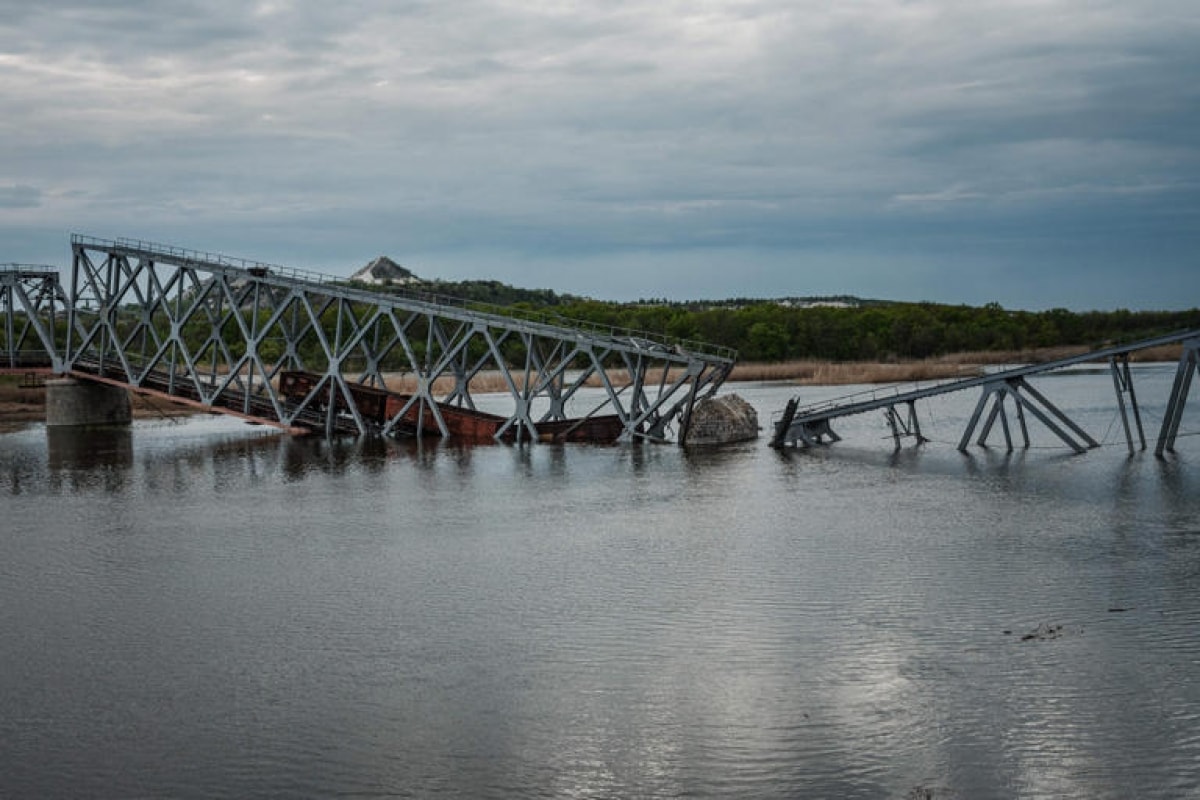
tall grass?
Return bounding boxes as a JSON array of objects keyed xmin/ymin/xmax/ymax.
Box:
[
  {"xmin": 727, "ymin": 360, "xmax": 983, "ymax": 385},
  {"xmin": 0, "ymin": 375, "xmax": 45, "ymax": 407}
]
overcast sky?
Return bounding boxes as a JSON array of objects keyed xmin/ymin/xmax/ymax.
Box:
[{"xmin": 2, "ymin": 1, "xmax": 1197, "ymax": 309}]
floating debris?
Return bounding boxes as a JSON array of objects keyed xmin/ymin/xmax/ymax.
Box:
[{"xmin": 1020, "ymin": 623, "xmax": 1064, "ymax": 641}]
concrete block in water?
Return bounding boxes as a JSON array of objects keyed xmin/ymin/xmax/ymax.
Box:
[
  {"xmin": 45, "ymin": 378, "xmax": 132, "ymax": 427},
  {"xmin": 684, "ymin": 393, "xmax": 759, "ymax": 445}
]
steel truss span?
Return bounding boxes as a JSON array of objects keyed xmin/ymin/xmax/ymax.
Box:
[
  {"xmin": 1, "ymin": 265, "xmax": 68, "ymax": 373},
  {"xmin": 59, "ymin": 235, "xmax": 735, "ymax": 442},
  {"xmin": 771, "ymin": 330, "xmax": 1200, "ymax": 458}
]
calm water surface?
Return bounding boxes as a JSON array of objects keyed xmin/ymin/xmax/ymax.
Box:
[{"xmin": 1, "ymin": 369, "xmax": 1198, "ymax": 799}]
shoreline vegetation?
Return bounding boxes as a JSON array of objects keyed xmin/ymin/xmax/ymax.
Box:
[
  {"xmin": 0, "ymin": 342, "xmax": 1183, "ymax": 433},
  {"xmin": 729, "ymin": 341, "xmax": 1182, "ymax": 384}
]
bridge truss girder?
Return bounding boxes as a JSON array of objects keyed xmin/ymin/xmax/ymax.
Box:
[
  {"xmin": 958, "ymin": 376, "xmax": 1101, "ymax": 454},
  {"xmin": 1, "ymin": 266, "xmax": 69, "ymax": 372},
  {"xmin": 63, "ymin": 236, "xmax": 735, "ymax": 442},
  {"xmin": 1157, "ymin": 337, "xmax": 1199, "ymax": 456}
]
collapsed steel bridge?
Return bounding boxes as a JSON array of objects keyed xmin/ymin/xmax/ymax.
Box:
[
  {"xmin": 772, "ymin": 329, "xmax": 1200, "ymax": 458},
  {"xmin": 3, "ymin": 236, "xmax": 737, "ymax": 442}
]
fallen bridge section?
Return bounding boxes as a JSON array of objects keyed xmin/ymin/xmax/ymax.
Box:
[
  {"xmin": 771, "ymin": 330, "xmax": 1200, "ymax": 458},
  {"xmin": 60, "ymin": 235, "xmax": 736, "ymax": 443}
]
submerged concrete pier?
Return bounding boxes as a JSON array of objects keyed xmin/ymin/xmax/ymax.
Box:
[{"xmin": 45, "ymin": 377, "xmax": 131, "ymax": 427}]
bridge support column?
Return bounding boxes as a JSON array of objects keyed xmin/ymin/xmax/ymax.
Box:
[
  {"xmin": 884, "ymin": 401, "xmax": 927, "ymax": 450},
  {"xmin": 959, "ymin": 377, "xmax": 1096, "ymax": 454},
  {"xmin": 45, "ymin": 377, "xmax": 131, "ymax": 427},
  {"xmin": 1110, "ymin": 354, "xmax": 1146, "ymax": 455},
  {"xmin": 1156, "ymin": 337, "xmax": 1199, "ymax": 457}
]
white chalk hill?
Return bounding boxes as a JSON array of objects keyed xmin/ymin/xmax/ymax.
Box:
[{"xmin": 349, "ymin": 256, "xmax": 421, "ymax": 286}]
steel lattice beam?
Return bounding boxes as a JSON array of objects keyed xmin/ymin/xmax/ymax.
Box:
[
  {"xmin": 60, "ymin": 235, "xmax": 736, "ymax": 443},
  {"xmin": 1, "ymin": 265, "xmax": 70, "ymax": 372}
]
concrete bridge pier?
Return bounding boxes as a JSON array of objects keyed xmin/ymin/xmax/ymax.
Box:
[{"xmin": 45, "ymin": 377, "xmax": 131, "ymax": 427}]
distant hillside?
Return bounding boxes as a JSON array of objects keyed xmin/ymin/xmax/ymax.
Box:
[
  {"xmin": 342, "ymin": 259, "xmax": 1198, "ymax": 362},
  {"xmin": 634, "ymin": 295, "xmax": 883, "ymax": 311}
]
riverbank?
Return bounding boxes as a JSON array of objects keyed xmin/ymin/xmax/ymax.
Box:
[
  {"xmin": 0, "ymin": 375, "xmax": 197, "ymax": 433},
  {"xmin": 727, "ymin": 342, "xmax": 1184, "ymax": 385}
]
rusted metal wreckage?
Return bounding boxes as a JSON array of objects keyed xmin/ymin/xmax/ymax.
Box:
[
  {"xmin": 3, "ymin": 236, "xmax": 737, "ymax": 443},
  {"xmin": 277, "ymin": 370, "xmax": 628, "ymax": 443}
]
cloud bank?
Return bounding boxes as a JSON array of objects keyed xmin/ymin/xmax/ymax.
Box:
[{"xmin": 2, "ymin": 1, "xmax": 1197, "ymax": 308}]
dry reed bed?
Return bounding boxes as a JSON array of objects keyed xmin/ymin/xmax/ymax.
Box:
[
  {"xmin": 0, "ymin": 375, "xmax": 193, "ymax": 423},
  {"xmin": 738, "ymin": 361, "xmax": 984, "ymax": 385},
  {"xmin": 733, "ymin": 342, "xmax": 1187, "ymax": 386},
  {"xmin": 1130, "ymin": 343, "xmax": 1185, "ymax": 362},
  {"xmin": 376, "ymin": 371, "xmax": 601, "ymax": 394},
  {"xmin": 375, "ymin": 362, "xmax": 982, "ymax": 390}
]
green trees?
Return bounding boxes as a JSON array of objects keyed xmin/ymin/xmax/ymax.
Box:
[
  {"xmin": 315, "ymin": 278, "xmax": 1200, "ymax": 363},
  {"xmin": 538, "ymin": 299, "xmax": 1199, "ymax": 362}
]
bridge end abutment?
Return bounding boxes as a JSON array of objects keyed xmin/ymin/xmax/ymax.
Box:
[{"xmin": 45, "ymin": 377, "xmax": 131, "ymax": 428}]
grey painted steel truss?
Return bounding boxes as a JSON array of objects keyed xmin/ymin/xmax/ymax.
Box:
[
  {"xmin": 772, "ymin": 330, "xmax": 1200, "ymax": 457},
  {"xmin": 957, "ymin": 375, "xmax": 1100, "ymax": 454},
  {"xmin": 1157, "ymin": 337, "xmax": 1199, "ymax": 457},
  {"xmin": 1, "ymin": 265, "xmax": 67, "ymax": 372},
  {"xmin": 59, "ymin": 235, "xmax": 735, "ymax": 442}
]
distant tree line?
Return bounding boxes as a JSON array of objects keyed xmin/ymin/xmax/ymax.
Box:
[
  {"xmin": 355, "ymin": 280, "xmax": 1200, "ymax": 363},
  {"xmin": 539, "ymin": 300, "xmax": 1199, "ymax": 362}
]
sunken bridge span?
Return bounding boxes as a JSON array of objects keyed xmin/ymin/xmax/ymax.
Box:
[
  {"xmin": 771, "ymin": 329, "xmax": 1200, "ymax": 458},
  {"xmin": 2, "ymin": 236, "xmax": 737, "ymax": 443}
]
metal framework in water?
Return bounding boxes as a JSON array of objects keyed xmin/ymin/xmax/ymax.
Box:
[
  {"xmin": 50, "ymin": 235, "xmax": 735, "ymax": 442},
  {"xmin": 771, "ymin": 330, "xmax": 1200, "ymax": 458}
]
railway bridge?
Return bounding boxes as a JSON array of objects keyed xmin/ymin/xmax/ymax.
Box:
[{"xmin": 3, "ymin": 236, "xmax": 736, "ymax": 443}]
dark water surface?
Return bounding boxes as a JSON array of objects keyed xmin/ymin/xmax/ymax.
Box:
[{"xmin": 2, "ymin": 370, "xmax": 1198, "ymax": 799}]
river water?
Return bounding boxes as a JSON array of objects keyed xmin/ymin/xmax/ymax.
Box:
[{"xmin": 1, "ymin": 367, "xmax": 1198, "ymax": 799}]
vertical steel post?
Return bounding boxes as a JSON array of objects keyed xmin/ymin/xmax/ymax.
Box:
[
  {"xmin": 907, "ymin": 401, "xmax": 926, "ymax": 445},
  {"xmin": 3, "ymin": 281, "xmax": 12, "ymax": 369},
  {"xmin": 677, "ymin": 369, "xmax": 701, "ymax": 445},
  {"xmin": 977, "ymin": 389, "xmax": 1004, "ymax": 447},
  {"xmin": 1156, "ymin": 341, "xmax": 1198, "ymax": 456},
  {"xmin": 885, "ymin": 405, "xmax": 902, "ymax": 450},
  {"xmin": 959, "ymin": 385, "xmax": 994, "ymax": 451},
  {"xmin": 1110, "ymin": 355, "xmax": 1138, "ymax": 455},
  {"xmin": 1123, "ymin": 357, "xmax": 1146, "ymax": 450},
  {"xmin": 998, "ymin": 394, "xmax": 1014, "ymax": 451}
]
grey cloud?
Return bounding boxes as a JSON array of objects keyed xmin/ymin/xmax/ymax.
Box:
[
  {"xmin": 0, "ymin": 185, "xmax": 41, "ymax": 208},
  {"xmin": 1, "ymin": 0, "xmax": 1196, "ymax": 309},
  {"xmin": 421, "ymin": 58, "xmax": 514, "ymax": 82}
]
